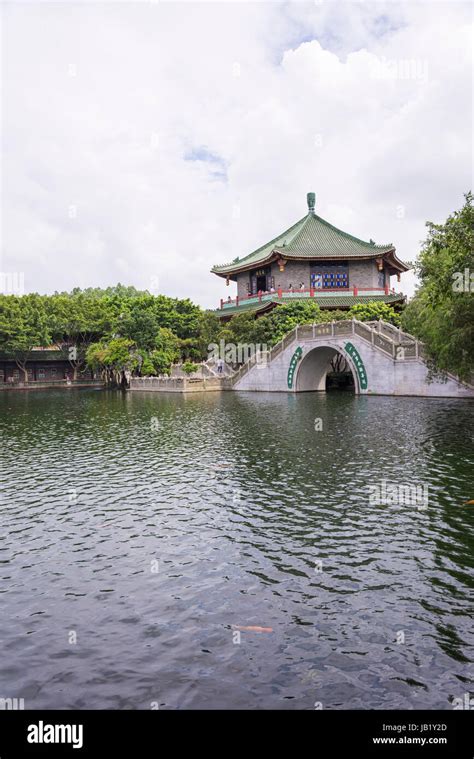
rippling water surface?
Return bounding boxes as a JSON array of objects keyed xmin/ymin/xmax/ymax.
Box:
[{"xmin": 1, "ymin": 389, "xmax": 473, "ymax": 709}]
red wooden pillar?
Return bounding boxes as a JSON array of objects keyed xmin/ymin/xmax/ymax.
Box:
[
  {"xmin": 220, "ymin": 298, "xmax": 223, "ymax": 309},
  {"xmin": 258, "ymin": 290, "xmax": 262, "ymax": 301},
  {"xmin": 353, "ymin": 286, "xmax": 358, "ymax": 296},
  {"xmin": 236, "ymin": 295, "xmax": 239, "ymax": 306},
  {"xmin": 310, "ymin": 287, "xmax": 314, "ymax": 297},
  {"xmin": 384, "ymin": 284, "xmax": 389, "ymax": 295}
]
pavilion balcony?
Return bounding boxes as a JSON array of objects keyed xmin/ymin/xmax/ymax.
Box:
[{"xmin": 219, "ymin": 285, "xmax": 396, "ymax": 311}]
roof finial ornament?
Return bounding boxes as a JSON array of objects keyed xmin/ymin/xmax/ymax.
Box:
[{"xmin": 307, "ymin": 192, "xmax": 315, "ymax": 214}]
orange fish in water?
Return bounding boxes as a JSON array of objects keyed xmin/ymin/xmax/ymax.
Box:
[
  {"xmin": 464, "ymin": 500, "xmax": 474, "ymax": 505},
  {"xmin": 232, "ymin": 625, "xmax": 273, "ymax": 633}
]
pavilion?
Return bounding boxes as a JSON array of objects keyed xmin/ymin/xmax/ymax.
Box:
[{"xmin": 211, "ymin": 192, "xmax": 409, "ymax": 319}]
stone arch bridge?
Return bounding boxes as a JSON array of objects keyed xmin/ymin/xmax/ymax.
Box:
[{"xmin": 229, "ymin": 320, "xmax": 474, "ymax": 398}]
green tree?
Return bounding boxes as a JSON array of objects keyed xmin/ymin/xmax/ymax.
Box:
[
  {"xmin": 118, "ymin": 294, "xmax": 204, "ymax": 356},
  {"xmin": 148, "ymin": 327, "xmax": 180, "ymax": 376},
  {"xmin": 181, "ymin": 362, "xmax": 200, "ymax": 375},
  {"xmin": 85, "ymin": 341, "xmax": 109, "ymax": 374},
  {"xmin": 330, "ymin": 309, "xmax": 352, "ymax": 322},
  {"xmin": 189, "ymin": 311, "xmax": 221, "ymax": 360},
  {"xmin": 48, "ymin": 293, "xmax": 117, "ymax": 379},
  {"xmin": 86, "ymin": 338, "xmax": 138, "ymax": 385},
  {"xmin": 0, "ymin": 294, "xmax": 50, "ymax": 381},
  {"xmin": 349, "ymin": 302, "xmax": 401, "ymax": 326},
  {"xmin": 139, "ymin": 356, "xmax": 157, "ymax": 376},
  {"xmin": 266, "ymin": 301, "xmax": 324, "ymax": 343},
  {"xmin": 401, "ymin": 193, "xmax": 474, "ymax": 381}
]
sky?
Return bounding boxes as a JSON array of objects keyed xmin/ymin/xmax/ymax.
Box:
[{"xmin": 1, "ymin": 0, "xmax": 472, "ymax": 308}]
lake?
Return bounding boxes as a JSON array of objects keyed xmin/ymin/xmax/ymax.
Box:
[{"xmin": 1, "ymin": 389, "xmax": 473, "ymax": 709}]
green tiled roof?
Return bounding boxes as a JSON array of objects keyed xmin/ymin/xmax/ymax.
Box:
[
  {"xmin": 212, "ymin": 210, "xmax": 394, "ymax": 275},
  {"xmin": 214, "ymin": 293, "xmax": 404, "ymax": 317}
]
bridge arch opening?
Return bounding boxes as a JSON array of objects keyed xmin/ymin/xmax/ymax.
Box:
[{"xmin": 295, "ymin": 346, "xmax": 357, "ymax": 393}]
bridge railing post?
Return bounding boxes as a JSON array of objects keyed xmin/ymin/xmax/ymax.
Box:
[
  {"xmin": 415, "ymin": 341, "xmax": 419, "ymax": 359},
  {"xmin": 351, "ymin": 318, "xmax": 355, "ymax": 334},
  {"xmin": 313, "ymin": 322, "xmax": 316, "ymax": 338}
]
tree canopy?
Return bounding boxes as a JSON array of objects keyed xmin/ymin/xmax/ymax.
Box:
[
  {"xmin": 349, "ymin": 301, "xmax": 401, "ymax": 326},
  {"xmin": 0, "ymin": 294, "xmax": 51, "ymax": 380},
  {"xmin": 401, "ymin": 192, "xmax": 474, "ymax": 382},
  {"xmin": 0, "ymin": 288, "xmax": 216, "ymax": 380}
]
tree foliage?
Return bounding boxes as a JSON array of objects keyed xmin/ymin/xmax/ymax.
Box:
[
  {"xmin": 0, "ymin": 288, "xmax": 208, "ymax": 379},
  {"xmin": 182, "ymin": 362, "xmax": 200, "ymax": 375},
  {"xmin": 401, "ymin": 193, "xmax": 474, "ymax": 381},
  {"xmin": 349, "ymin": 302, "xmax": 401, "ymax": 326},
  {"xmin": 0, "ymin": 295, "xmax": 51, "ymax": 381}
]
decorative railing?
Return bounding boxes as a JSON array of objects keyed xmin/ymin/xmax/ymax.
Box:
[
  {"xmin": 333, "ymin": 320, "xmax": 353, "ymax": 336},
  {"xmin": 365, "ymin": 320, "xmax": 416, "ymax": 345},
  {"xmin": 0, "ymin": 378, "xmax": 103, "ymax": 389},
  {"xmin": 313, "ymin": 323, "xmax": 333, "ymax": 337},
  {"xmin": 130, "ymin": 376, "xmax": 223, "ymax": 392},
  {"xmin": 372, "ymin": 332, "xmax": 394, "ymax": 356},
  {"xmin": 229, "ymin": 319, "xmax": 431, "ymax": 387},
  {"xmin": 353, "ymin": 320, "xmax": 373, "ymax": 342},
  {"xmin": 295, "ymin": 324, "xmax": 314, "ymax": 339},
  {"xmin": 219, "ymin": 287, "xmax": 397, "ymax": 310}
]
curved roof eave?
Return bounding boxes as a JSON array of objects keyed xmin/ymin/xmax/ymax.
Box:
[
  {"xmin": 211, "ymin": 247, "xmax": 400, "ymax": 277},
  {"xmin": 211, "ymin": 196, "xmax": 409, "ymax": 275}
]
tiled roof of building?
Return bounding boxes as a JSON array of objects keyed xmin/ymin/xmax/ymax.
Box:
[
  {"xmin": 0, "ymin": 347, "xmax": 69, "ymax": 361},
  {"xmin": 212, "ymin": 194, "xmax": 396, "ymax": 276}
]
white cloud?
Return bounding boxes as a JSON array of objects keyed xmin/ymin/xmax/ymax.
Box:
[{"xmin": 2, "ymin": 1, "xmax": 472, "ymax": 306}]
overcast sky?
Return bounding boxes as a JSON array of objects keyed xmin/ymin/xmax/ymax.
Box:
[{"xmin": 2, "ymin": 1, "xmax": 472, "ymax": 308}]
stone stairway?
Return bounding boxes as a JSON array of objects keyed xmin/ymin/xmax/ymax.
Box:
[{"xmin": 230, "ymin": 319, "xmax": 422, "ymax": 387}]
